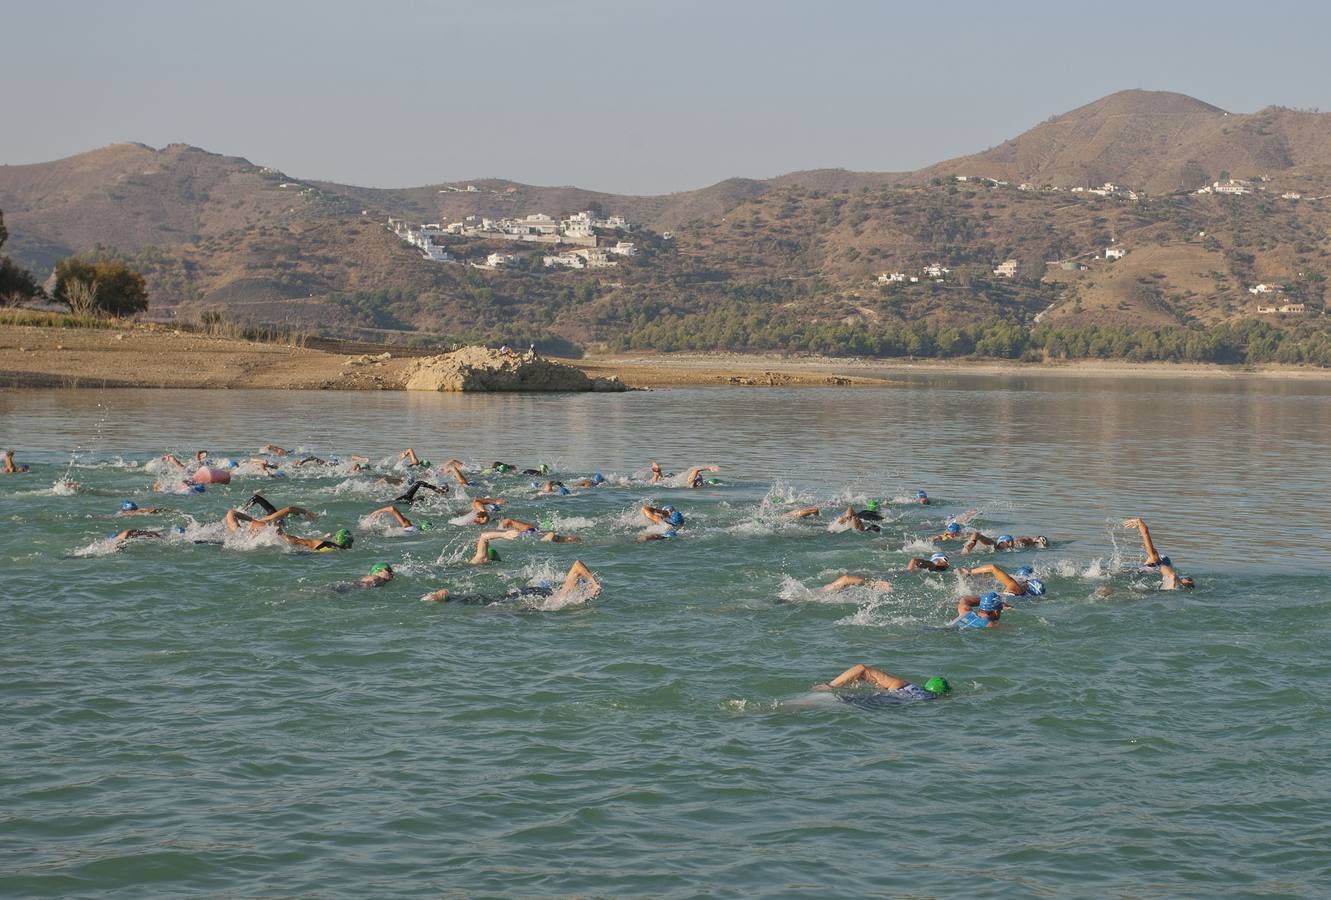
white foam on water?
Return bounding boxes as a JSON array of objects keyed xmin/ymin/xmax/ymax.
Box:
[{"xmin": 221, "ymin": 527, "xmax": 287, "ymax": 552}]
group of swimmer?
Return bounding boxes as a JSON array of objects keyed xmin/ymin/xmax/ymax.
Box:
[{"xmin": 10, "ymin": 443, "xmax": 1196, "ymax": 705}]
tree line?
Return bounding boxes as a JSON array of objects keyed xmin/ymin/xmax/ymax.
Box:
[{"xmin": 0, "ymin": 210, "xmax": 148, "ymax": 315}]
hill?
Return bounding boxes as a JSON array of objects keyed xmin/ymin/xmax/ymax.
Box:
[{"xmin": 3, "ymin": 90, "xmax": 1331, "ymax": 364}]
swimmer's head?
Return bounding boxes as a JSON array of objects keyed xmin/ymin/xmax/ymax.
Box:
[
  {"xmin": 120, "ymin": 500, "xmax": 138, "ymax": 511},
  {"xmin": 666, "ymin": 510, "xmax": 684, "ymax": 526},
  {"xmin": 1023, "ymin": 577, "xmax": 1046, "ymax": 596},
  {"xmin": 1179, "ymin": 576, "xmax": 1195, "ymax": 589},
  {"xmin": 979, "ymin": 591, "xmax": 1002, "ymax": 611},
  {"xmin": 592, "ymin": 473, "xmax": 604, "ymax": 484},
  {"xmin": 172, "ymin": 525, "xmax": 186, "ymax": 535},
  {"xmin": 487, "ymin": 546, "xmax": 501, "ymax": 561},
  {"xmin": 996, "ymin": 534, "xmax": 1014, "ymax": 546},
  {"xmin": 930, "ymin": 553, "xmax": 948, "ymax": 566},
  {"xmin": 865, "ymin": 500, "xmax": 879, "ymax": 512},
  {"xmin": 945, "ymin": 522, "xmax": 961, "ymax": 535},
  {"xmin": 915, "ymin": 490, "xmax": 928, "ymax": 500},
  {"xmin": 189, "ymin": 483, "xmax": 205, "ymax": 493},
  {"xmin": 537, "ymin": 579, "xmax": 554, "ymax": 590},
  {"xmin": 923, "ymin": 676, "xmax": 951, "ymax": 695},
  {"xmin": 332, "ymin": 528, "xmax": 353, "ymax": 548},
  {"xmin": 558, "ymin": 486, "xmax": 570, "ymax": 495},
  {"xmin": 662, "ymin": 529, "xmax": 678, "ymax": 539},
  {"xmin": 419, "ymin": 520, "xmax": 433, "ymax": 532},
  {"xmin": 662, "ymin": 505, "xmax": 675, "ymax": 513},
  {"xmin": 1014, "ymin": 565, "xmax": 1034, "ymax": 577},
  {"xmin": 1036, "ymin": 535, "xmax": 1049, "ymax": 548},
  {"xmin": 369, "ymin": 563, "xmax": 393, "ymax": 578}
]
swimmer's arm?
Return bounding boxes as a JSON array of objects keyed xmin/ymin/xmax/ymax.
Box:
[
  {"xmin": 422, "ymin": 588, "xmax": 450, "ymax": 603},
  {"xmin": 1123, "ymin": 518, "xmax": 1161, "ymax": 563},
  {"xmin": 782, "ymin": 507, "xmax": 821, "ymax": 519},
  {"xmin": 400, "ymin": 448, "xmax": 420, "ymax": 465}
]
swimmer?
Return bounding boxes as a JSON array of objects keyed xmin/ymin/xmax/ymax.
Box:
[
  {"xmin": 912, "ymin": 490, "xmax": 931, "ymax": 505},
  {"xmin": 641, "ymin": 504, "xmax": 685, "ymax": 527},
  {"xmin": 280, "ymin": 527, "xmax": 354, "ymax": 551},
  {"xmin": 488, "ymin": 461, "xmax": 515, "ymax": 473},
  {"xmin": 962, "ymin": 531, "xmax": 1050, "ymax": 552},
  {"xmin": 294, "ymin": 455, "xmax": 329, "ymax": 467},
  {"xmin": 649, "ymin": 461, "xmax": 663, "ymax": 484},
  {"xmin": 365, "ymin": 505, "xmax": 426, "ymax": 532},
  {"xmin": 782, "ymin": 507, "xmax": 822, "ymax": 520},
  {"xmin": 956, "ymin": 562, "xmax": 1045, "ymax": 597},
  {"xmin": 572, "ymin": 473, "xmax": 606, "ymax": 488},
  {"xmin": 194, "ymin": 450, "xmax": 209, "ymax": 464},
  {"xmin": 946, "ymin": 591, "xmax": 1006, "ymax": 628},
  {"xmin": 259, "ymin": 444, "xmax": 289, "ymax": 456},
  {"xmin": 520, "ymin": 464, "xmax": 550, "ymax": 476},
  {"xmin": 906, "ymin": 552, "xmax": 950, "ymax": 572},
  {"xmin": 468, "ymin": 530, "xmax": 525, "ymax": 564},
  {"xmin": 423, "ymin": 559, "xmax": 600, "ymax": 604},
  {"xmin": 537, "ymin": 480, "xmax": 570, "ymax": 495},
  {"xmin": 392, "ymin": 481, "xmax": 449, "ymax": 504},
  {"xmin": 930, "ymin": 521, "xmax": 964, "ymax": 543},
  {"xmin": 1123, "ymin": 518, "xmax": 1195, "ymax": 590},
  {"xmin": 116, "ymin": 501, "xmax": 168, "ymax": 516},
  {"xmin": 817, "ymin": 574, "xmax": 892, "ymax": 593},
  {"xmin": 812, "ymin": 664, "xmax": 951, "ymax": 701},
  {"xmin": 400, "ymin": 448, "xmax": 426, "ymax": 467},
  {"xmin": 683, "ymin": 464, "xmax": 720, "ymax": 487},
  {"xmin": 359, "ymin": 563, "xmax": 394, "ymax": 588},
  {"xmin": 441, "ymin": 461, "xmax": 469, "ymax": 486},
  {"xmin": 152, "ymin": 479, "xmax": 204, "ymax": 494},
  {"xmin": 832, "ymin": 505, "xmax": 880, "ymax": 533},
  {"xmin": 159, "ymin": 453, "xmax": 188, "ymax": 469},
  {"xmin": 2, "ymin": 449, "xmax": 30, "ymax": 474},
  {"xmin": 225, "ymin": 505, "xmax": 319, "ymax": 532},
  {"xmin": 245, "ymin": 457, "xmax": 280, "ymax": 474},
  {"xmin": 109, "ymin": 527, "xmax": 169, "ymax": 544},
  {"xmin": 375, "ymin": 475, "xmax": 407, "ymax": 486},
  {"xmin": 637, "ymin": 528, "xmax": 679, "ymax": 542},
  {"xmin": 492, "ymin": 517, "xmax": 580, "ymax": 542}
]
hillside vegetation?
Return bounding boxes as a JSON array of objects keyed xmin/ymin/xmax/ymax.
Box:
[{"xmin": 3, "ymin": 90, "xmax": 1331, "ymax": 363}]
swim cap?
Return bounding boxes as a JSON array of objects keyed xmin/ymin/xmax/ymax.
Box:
[
  {"xmin": 172, "ymin": 525, "xmax": 186, "ymax": 535},
  {"xmin": 1036, "ymin": 536, "xmax": 1049, "ymax": 547},
  {"xmin": 930, "ymin": 553, "xmax": 947, "ymax": 564},
  {"xmin": 369, "ymin": 563, "xmax": 391, "ymax": 576},
  {"xmin": 190, "ymin": 484, "xmax": 206, "ymax": 493},
  {"xmin": 1014, "ymin": 565, "xmax": 1034, "ymax": 577},
  {"xmin": 979, "ymin": 591, "xmax": 1002, "ymax": 611},
  {"xmin": 537, "ymin": 579, "xmax": 554, "ymax": 590},
  {"xmin": 487, "ymin": 546, "xmax": 501, "ymax": 561},
  {"xmin": 592, "ymin": 473, "xmax": 604, "ymax": 483},
  {"xmin": 1158, "ymin": 556, "xmax": 1172, "ymax": 567},
  {"xmin": 915, "ymin": 490, "xmax": 928, "ymax": 499},
  {"xmin": 420, "ymin": 520, "xmax": 433, "ymax": 532},
  {"xmin": 666, "ymin": 510, "xmax": 684, "ymax": 526},
  {"xmin": 662, "ymin": 505, "xmax": 675, "ymax": 512},
  {"xmin": 420, "ymin": 460, "xmax": 431, "ymax": 469},
  {"xmin": 662, "ymin": 529, "xmax": 677, "ymax": 539},
  {"xmin": 558, "ymin": 486, "xmax": 570, "ymax": 495},
  {"xmin": 706, "ymin": 478, "xmax": 721, "ymax": 485},
  {"xmin": 333, "ymin": 528, "xmax": 353, "ymax": 547},
  {"xmin": 866, "ymin": 500, "xmax": 879, "ymax": 512},
  {"xmin": 923, "ymin": 676, "xmax": 951, "ymax": 695},
  {"xmin": 539, "ymin": 464, "xmax": 548, "ymax": 475},
  {"xmin": 120, "ymin": 500, "xmax": 138, "ymax": 511},
  {"xmin": 1023, "ymin": 578, "xmax": 1046, "ymax": 596},
  {"xmin": 997, "ymin": 534, "xmax": 1014, "ymax": 544},
  {"xmin": 531, "ymin": 480, "xmax": 541, "ymax": 488},
  {"xmin": 945, "ymin": 522, "xmax": 961, "ymax": 534}
]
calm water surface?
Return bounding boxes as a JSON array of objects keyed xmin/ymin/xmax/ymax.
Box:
[{"xmin": 3, "ymin": 375, "xmax": 1330, "ymax": 897}]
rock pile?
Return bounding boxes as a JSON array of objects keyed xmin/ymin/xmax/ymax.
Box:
[{"xmin": 402, "ymin": 346, "xmax": 625, "ymax": 392}]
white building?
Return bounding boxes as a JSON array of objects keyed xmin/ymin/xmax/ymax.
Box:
[
  {"xmin": 608, "ymin": 241, "xmax": 637, "ymax": 257},
  {"xmin": 1283, "ymin": 192, "xmax": 1302, "ymax": 200},
  {"xmin": 574, "ymin": 248, "xmax": 617, "ymax": 268},
  {"xmin": 993, "ymin": 259, "xmax": 1018, "ymax": 278},
  {"xmin": 877, "ymin": 272, "xmax": 908, "ymax": 284},
  {"xmin": 1105, "ymin": 247, "xmax": 1127, "ymax": 261},
  {"xmin": 483, "ymin": 252, "xmax": 517, "ymax": 268},
  {"xmin": 922, "ymin": 263, "xmax": 950, "ymax": 279},
  {"xmin": 1214, "ymin": 180, "xmax": 1251, "ymax": 195},
  {"xmin": 1248, "ymin": 283, "xmax": 1276, "ymax": 295},
  {"xmin": 543, "ymin": 253, "xmax": 585, "ymax": 269}
]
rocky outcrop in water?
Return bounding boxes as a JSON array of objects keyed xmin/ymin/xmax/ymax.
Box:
[{"xmin": 402, "ymin": 346, "xmax": 625, "ymax": 392}]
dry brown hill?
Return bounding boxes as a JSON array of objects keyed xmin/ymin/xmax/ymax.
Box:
[{"xmin": 916, "ymin": 90, "xmax": 1331, "ymax": 193}]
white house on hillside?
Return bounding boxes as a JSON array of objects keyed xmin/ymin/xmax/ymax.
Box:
[
  {"xmin": 1105, "ymin": 247, "xmax": 1127, "ymax": 261},
  {"xmin": 993, "ymin": 259, "xmax": 1018, "ymax": 278}
]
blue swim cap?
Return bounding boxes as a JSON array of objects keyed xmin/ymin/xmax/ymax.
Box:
[
  {"xmin": 172, "ymin": 525, "xmax": 186, "ymax": 535},
  {"xmin": 558, "ymin": 486, "xmax": 570, "ymax": 495},
  {"xmin": 531, "ymin": 480, "xmax": 541, "ymax": 488},
  {"xmin": 537, "ymin": 579, "xmax": 554, "ymax": 590},
  {"xmin": 120, "ymin": 500, "xmax": 138, "ymax": 511},
  {"xmin": 190, "ymin": 483, "xmax": 205, "ymax": 493},
  {"xmin": 1158, "ymin": 556, "xmax": 1172, "ymax": 567},
  {"xmin": 1014, "ymin": 565, "xmax": 1034, "ymax": 577},
  {"xmin": 662, "ymin": 529, "xmax": 677, "ymax": 539},
  {"xmin": 1023, "ymin": 578, "xmax": 1046, "ymax": 596},
  {"xmin": 930, "ymin": 553, "xmax": 947, "ymax": 564},
  {"xmin": 997, "ymin": 534, "xmax": 1013, "ymax": 544},
  {"xmin": 945, "ymin": 522, "xmax": 961, "ymax": 534},
  {"xmin": 592, "ymin": 473, "xmax": 604, "ymax": 483},
  {"xmin": 979, "ymin": 591, "xmax": 1002, "ymax": 611},
  {"xmin": 666, "ymin": 510, "xmax": 684, "ymax": 526},
  {"xmin": 662, "ymin": 504, "xmax": 675, "ymax": 512},
  {"xmin": 916, "ymin": 490, "xmax": 928, "ymax": 499}
]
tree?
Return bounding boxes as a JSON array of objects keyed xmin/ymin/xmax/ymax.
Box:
[
  {"xmin": 0, "ymin": 209, "xmax": 44, "ymax": 306},
  {"xmin": 52, "ymin": 256, "xmax": 148, "ymax": 316}
]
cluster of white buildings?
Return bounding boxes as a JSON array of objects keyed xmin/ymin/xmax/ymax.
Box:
[
  {"xmin": 387, "ymin": 219, "xmax": 450, "ymax": 262},
  {"xmin": 543, "ymin": 242, "xmax": 638, "ymax": 270},
  {"xmin": 1196, "ymin": 179, "xmax": 1252, "ymax": 196},
  {"xmin": 436, "ymin": 210, "xmax": 633, "ymax": 247},
  {"xmin": 876, "ymin": 263, "xmax": 952, "ymax": 285},
  {"xmin": 1070, "ymin": 182, "xmax": 1141, "ymax": 200}
]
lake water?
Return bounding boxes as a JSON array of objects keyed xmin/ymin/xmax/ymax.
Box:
[{"xmin": 3, "ymin": 376, "xmax": 1330, "ymax": 897}]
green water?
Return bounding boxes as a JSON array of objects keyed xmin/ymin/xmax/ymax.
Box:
[{"xmin": 3, "ymin": 379, "xmax": 1330, "ymax": 897}]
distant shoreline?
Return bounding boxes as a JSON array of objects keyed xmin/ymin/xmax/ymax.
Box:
[{"xmin": 2, "ymin": 323, "xmax": 1328, "ymax": 392}]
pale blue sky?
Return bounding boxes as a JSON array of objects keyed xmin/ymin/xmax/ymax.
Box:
[{"xmin": 3, "ymin": 0, "xmax": 1328, "ymax": 194}]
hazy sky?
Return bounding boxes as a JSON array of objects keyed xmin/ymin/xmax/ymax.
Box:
[{"xmin": 4, "ymin": 0, "xmax": 1329, "ymax": 194}]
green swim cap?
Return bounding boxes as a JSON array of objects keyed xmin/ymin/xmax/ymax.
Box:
[
  {"xmin": 866, "ymin": 500, "xmax": 879, "ymax": 512},
  {"xmin": 539, "ymin": 463, "xmax": 549, "ymax": 475},
  {"xmin": 487, "ymin": 547, "xmax": 501, "ymax": 561},
  {"xmin": 420, "ymin": 459, "xmax": 431, "ymax": 468},
  {"xmin": 706, "ymin": 478, "xmax": 721, "ymax": 485},
  {"xmin": 420, "ymin": 520, "xmax": 433, "ymax": 532},
  {"xmin": 923, "ymin": 676, "xmax": 951, "ymax": 695},
  {"xmin": 333, "ymin": 528, "xmax": 352, "ymax": 547},
  {"xmin": 369, "ymin": 563, "xmax": 391, "ymax": 576},
  {"xmin": 540, "ymin": 517, "xmax": 554, "ymax": 531}
]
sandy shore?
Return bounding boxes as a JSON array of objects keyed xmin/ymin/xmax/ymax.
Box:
[{"xmin": 2, "ymin": 323, "xmax": 1327, "ymax": 391}]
